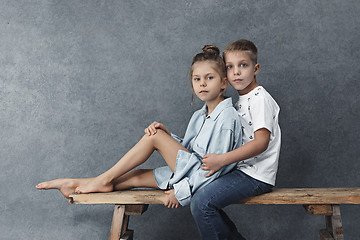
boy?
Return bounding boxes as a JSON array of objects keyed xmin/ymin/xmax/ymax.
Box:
[{"xmin": 191, "ymin": 39, "xmax": 281, "ymax": 240}]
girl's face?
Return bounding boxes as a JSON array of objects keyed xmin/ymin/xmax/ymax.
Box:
[
  {"xmin": 191, "ymin": 61, "xmax": 227, "ymax": 104},
  {"xmin": 225, "ymin": 51, "xmax": 260, "ymax": 95}
]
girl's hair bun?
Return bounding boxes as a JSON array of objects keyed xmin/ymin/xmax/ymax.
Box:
[{"xmin": 202, "ymin": 45, "xmax": 220, "ymax": 56}]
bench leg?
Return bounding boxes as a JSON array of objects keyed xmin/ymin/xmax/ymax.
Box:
[
  {"xmin": 319, "ymin": 205, "xmax": 344, "ymax": 240},
  {"xmin": 120, "ymin": 229, "xmax": 134, "ymax": 240},
  {"xmin": 108, "ymin": 204, "xmax": 149, "ymax": 240},
  {"xmin": 304, "ymin": 204, "xmax": 344, "ymax": 240},
  {"xmin": 109, "ymin": 205, "xmax": 126, "ymax": 240}
]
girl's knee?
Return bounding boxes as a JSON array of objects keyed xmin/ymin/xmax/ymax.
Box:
[
  {"xmin": 142, "ymin": 129, "xmax": 167, "ymax": 141},
  {"xmin": 142, "ymin": 130, "xmax": 170, "ymax": 150}
]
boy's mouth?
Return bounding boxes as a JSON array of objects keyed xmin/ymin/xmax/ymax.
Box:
[
  {"xmin": 233, "ymin": 78, "xmax": 243, "ymax": 82},
  {"xmin": 199, "ymin": 90, "xmax": 208, "ymax": 94}
]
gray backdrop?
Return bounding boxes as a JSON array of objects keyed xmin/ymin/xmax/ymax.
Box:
[{"xmin": 1, "ymin": 0, "xmax": 359, "ymax": 239}]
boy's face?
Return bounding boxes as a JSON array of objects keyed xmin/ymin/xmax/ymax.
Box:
[{"xmin": 225, "ymin": 51, "xmax": 260, "ymax": 95}]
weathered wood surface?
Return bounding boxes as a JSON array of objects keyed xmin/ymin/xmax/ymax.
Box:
[
  {"xmin": 124, "ymin": 204, "xmax": 148, "ymax": 215},
  {"xmin": 328, "ymin": 205, "xmax": 344, "ymax": 240},
  {"xmin": 319, "ymin": 229, "xmax": 334, "ymax": 240},
  {"xmin": 304, "ymin": 204, "xmax": 333, "ymax": 215},
  {"xmin": 109, "ymin": 205, "xmax": 126, "ymax": 240},
  {"xmin": 239, "ymin": 188, "xmax": 360, "ymax": 205},
  {"xmin": 69, "ymin": 190, "xmax": 167, "ymax": 205},
  {"xmin": 69, "ymin": 188, "xmax": 360, "ymax": 205}
]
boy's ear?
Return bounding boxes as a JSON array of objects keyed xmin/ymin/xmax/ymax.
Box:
[{"xmin": 254, "ymin": 63, "xmax": 260, "ymax": 76}]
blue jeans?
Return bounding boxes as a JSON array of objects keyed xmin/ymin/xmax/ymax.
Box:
[{"xmin": 190, "ymin": 169, "xmax": 273, "ymax": 240}]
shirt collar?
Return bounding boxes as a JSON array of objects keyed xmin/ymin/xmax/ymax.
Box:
[{"xmin": 200, "ymin": 97, "xmax": 233, "ymax": 121}]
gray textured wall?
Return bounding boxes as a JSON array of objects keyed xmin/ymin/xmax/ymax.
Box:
[{"xmin": 1, "ymin": 0, "xmax": 359, "ymax": 239}]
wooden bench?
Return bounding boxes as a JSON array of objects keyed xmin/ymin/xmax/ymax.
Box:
[{"xmin": 69, "ymin": 188, "xmax": 360, "ymax": 240}]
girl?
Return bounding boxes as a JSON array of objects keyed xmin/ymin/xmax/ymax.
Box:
[{"xmin": 36, "ymin": 45, "xmax": 242, "ymax": 207}]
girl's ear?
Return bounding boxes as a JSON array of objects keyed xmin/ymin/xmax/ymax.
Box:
[{"xmin": 254, "ymin": 63, "xmax": 260, "ymax": 76}]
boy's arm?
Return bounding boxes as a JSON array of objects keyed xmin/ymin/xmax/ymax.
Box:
[{"xmin": 201, "ymin": 128, "xmax": 270, "ymax": 177}]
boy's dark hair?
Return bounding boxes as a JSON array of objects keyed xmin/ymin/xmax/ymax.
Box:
[{"xmin": 223, "ymin": 39, "xmax": 258, "ymax": 64}]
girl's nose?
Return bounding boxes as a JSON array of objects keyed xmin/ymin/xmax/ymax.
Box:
[{"xmin": 200, "ymin": 80, "xmax": 206, "ymax": 87}]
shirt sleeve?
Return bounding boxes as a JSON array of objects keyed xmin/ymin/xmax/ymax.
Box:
[
  {"xmin": 173, "ymin": 177, "xmax": 192, "ymax": 206},
  {"xmin": 170, "ymin": 133, "xmax": 183, "ymax": 144},
  {"xmin": 249, "ymin": 96, "xmax": 275, "ymax": 133},
  {"xmin": 172, "ymin": 128, "xmax": 238, "ymax": 206}
]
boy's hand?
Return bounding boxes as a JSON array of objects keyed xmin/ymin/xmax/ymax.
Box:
[
  {"xmin": 144, "ymin": 121, "xmax": 171, "ymax": 136},
  {"xmin": 164, "ymin": 189, "xmax": 180, "ymax": 208},
  {"xmin": 201, "ymin": 153, "xmax": 225, "ymax": 177}
]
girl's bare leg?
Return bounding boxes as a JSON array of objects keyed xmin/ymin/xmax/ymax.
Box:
[
  {"xmin": 112, "ymin": 169, "xmax": 159, "ymax": 190},
  {"xmin": 75, "ymin": 130, "xmax": 188, "ymax": 194},
  {"xmin": 36, "ymin": 178, "xmax": 93, "ymax": 198},
  {"xmin": 35, "ymin": 169, "xmax": 156, "ymax": 199}
]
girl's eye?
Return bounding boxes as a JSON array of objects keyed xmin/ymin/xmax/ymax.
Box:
[
  {"xmin": 193, "ymin": 77, "xmax": 200, "ymax": 81},
  {"xmin": 226, "ymin": 65, "xmax": 232, "ymax": 69},
  {"xmin": 207, "ymin": 76, "xmax": 213, "ymax": 80}
]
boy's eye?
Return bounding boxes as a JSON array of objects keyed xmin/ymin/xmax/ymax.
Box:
[
  {"xmin": 226, "ymin": 65, "xmax": 232, "ymax": 69},
  {"xmin": 207, "ymin": 76, "xmax": 213, "ymax": 80},
  {"xmin": 240, "ymin": 63, "xmax": 247, "ymax": 67}
]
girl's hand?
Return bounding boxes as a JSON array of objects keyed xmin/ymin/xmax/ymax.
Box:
[
  {"xmin": 201, "ymin": 153, "xmax": 225, "ymax": 177},
  {"xmin": 164, "ymin": 189, "xmax": 180, "ymax": 208},
  {"xmin": 144, "ymin": 121, "xmax": 171, "ymax": 136}
]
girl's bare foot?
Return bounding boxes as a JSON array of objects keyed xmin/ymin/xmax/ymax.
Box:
[
  {"xmin": 36, "ymin": 178, "xmax": 90, "ymax": 198},
  {"xmin": 75, "ymin": 176, "xmax": 114, "ymax": 194}
]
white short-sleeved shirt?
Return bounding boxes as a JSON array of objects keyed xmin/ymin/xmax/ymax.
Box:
[{"xmin": 235, "ymin": 86, "xmax": 281, "ymax": 186}]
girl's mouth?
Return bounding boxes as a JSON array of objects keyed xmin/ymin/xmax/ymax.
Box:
[
  {"xmin": 233, "ymin": 79, "xmax": 243, "ymax": 82},
  {"xmin": 199, "ymin": 90, "xmax": 208, "ymax": 94}
]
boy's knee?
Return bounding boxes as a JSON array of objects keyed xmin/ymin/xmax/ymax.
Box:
[
  {"xmin": 190, "ymin": 190, "xmax": 214, "ymax": 216},
  {"xmin": 190, "ymin": 197, "xmax": 201, "ymax": 216}
]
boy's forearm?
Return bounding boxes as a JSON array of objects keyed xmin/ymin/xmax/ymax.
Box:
[
  {"xmin": 222, "ymin": 139, "xmax": 268, "ymax": 165},
  {"xmin": 222, "ymin": 128, "xmax": 270, "ymax": 165}
]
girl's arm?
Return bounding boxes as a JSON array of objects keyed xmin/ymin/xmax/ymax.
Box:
[
  {"xmin": 145, "ymin": 121, "xmax": 184, "ymax": 144},
  {"xmin": 201, "ymin": 128, "xmax": 270, "ymax": 177},
  {"xmin": 145, "ymin": 121, "xmax": 171, "ymax": 135}
]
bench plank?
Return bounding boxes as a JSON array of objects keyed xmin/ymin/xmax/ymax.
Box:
[
  {"xmin": 69, "ymin": 190, "xmax": 167, "ymax": 205},
  {"xmin": 69, "ymin": 188, "xmax": 360, "ymax": 205},
  {"xmin": 239, "ymin": 188, "xmax": 360, "ymax": 204}
]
